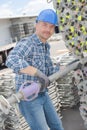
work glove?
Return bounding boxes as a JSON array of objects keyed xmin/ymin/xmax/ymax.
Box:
[
  {"xmin": 19, "ymin": 82, "xmax": 40, "ymax": 101},
  {"xmin": 35, "ymin": 69, "xmax": 50, "ymax": 91}
]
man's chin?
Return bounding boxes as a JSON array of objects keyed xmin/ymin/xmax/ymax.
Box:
[{"xmin": 44, "ymin": 35, "xmax": 50, "ymax": 40}]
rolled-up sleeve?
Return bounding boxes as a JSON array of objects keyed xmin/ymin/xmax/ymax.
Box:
[{"xmin": 6, "ymin": 39, "xmax": 32, "ymax": 73}]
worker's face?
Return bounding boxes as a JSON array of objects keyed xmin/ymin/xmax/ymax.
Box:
[{"xmin": 35, "ymin": 21, "xmax": 55, "ymax": 43}]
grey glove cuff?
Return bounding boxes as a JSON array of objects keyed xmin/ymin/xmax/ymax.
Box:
[{"xmin": 35, "ymin": 69, "xmax": 50, "ymax": 91}]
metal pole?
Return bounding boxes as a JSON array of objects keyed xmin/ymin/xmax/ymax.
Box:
[{"xmin": 49, "ymin": 60, "xmax": 79, "ymax": 82}]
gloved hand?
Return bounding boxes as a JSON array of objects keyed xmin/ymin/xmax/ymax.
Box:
[
  {"xmin": 19, "ymin": 82, "xmax": 40, "ymax": 101},
  {"xmin": 35, "ymin": 69, "xmax": 50, "ymax": 91}
]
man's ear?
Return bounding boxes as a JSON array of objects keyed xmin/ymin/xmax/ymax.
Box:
[{"xmin": 55, "ymin": 26, "xmax": 59, "ymax": 33}]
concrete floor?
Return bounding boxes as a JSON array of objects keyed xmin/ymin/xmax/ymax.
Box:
[{"xmin": 61, "ymin": 106, "xmax": 87, "ymax": 130}]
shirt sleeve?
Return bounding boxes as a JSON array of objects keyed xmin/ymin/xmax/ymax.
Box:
[{"xmin": 5, "ymin": 39, "xmax": 33, "ymax": 74}]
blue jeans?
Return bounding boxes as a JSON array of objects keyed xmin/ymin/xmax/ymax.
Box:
[{"xmin": 19, "ymin": 92, "xmax": 64, "ymax": 130}]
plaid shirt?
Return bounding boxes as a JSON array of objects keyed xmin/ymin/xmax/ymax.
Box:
[{"xmin": 6, "ymin": 34, "xmax": 59, "ymax": 90}]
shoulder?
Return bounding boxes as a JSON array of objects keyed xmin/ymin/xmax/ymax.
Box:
[{"xmin": 16, "ymin": 35, "xmax": 34, "ymax": 47}]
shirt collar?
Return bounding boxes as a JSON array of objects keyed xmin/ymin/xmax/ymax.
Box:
[{"xmin": 32, "ymin": 33, "xmax": 50, "ymax": 50}]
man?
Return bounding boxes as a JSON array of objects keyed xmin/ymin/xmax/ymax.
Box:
[{"xmin": 6, "ymin": 9, "xmax": 64, "ymax": 130}]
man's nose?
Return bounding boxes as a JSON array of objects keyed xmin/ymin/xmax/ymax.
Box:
[{"xmin": 46, "ymin": 26, "xmax": 51, "ymax": 31}]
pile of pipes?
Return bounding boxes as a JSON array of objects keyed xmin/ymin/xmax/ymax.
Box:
[
  {"xmin": 48, "ymin": 81, "xmax": 62, "ymax": 118},
  {"xmin": 78, "ymin": 80, "xmax": 87, "ymax": 128},
  {"xmin": 0, "ymin": 71, "xmax": 20, "ymax": 130},
  {"xmin": 58, "ymin": 52, "xmax": 76, "ymax": 66},
  {"xmin": 53, "ymin": 52, "xmax": 80, "ymax": 108},
  {"xmin": 73, "ymin": 66, "xmax": 87, "ymax": 127},
  {"xmin": 57, "ymin": 71, "xmax": 79, "ymax": 108}
]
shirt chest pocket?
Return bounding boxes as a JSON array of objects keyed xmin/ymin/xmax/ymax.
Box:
[{"xmin": 32, "ymin": 55, "xmax": 45, "ymax": 69}]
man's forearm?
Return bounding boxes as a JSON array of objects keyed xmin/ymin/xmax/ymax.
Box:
[
  {"xmin": 20, "ymin": 66, "xmax": 37, "ymax": 76},
  {"xmin": 20, "ymin": 66, "xmax": 50, "ymax": 90}
]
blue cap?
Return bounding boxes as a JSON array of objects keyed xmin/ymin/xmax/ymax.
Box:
[{"xmin": 36, "ymin": 9, "xmax": 58, "ymax": 26}]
